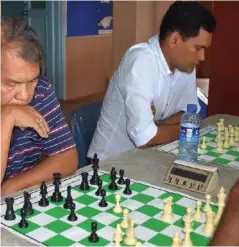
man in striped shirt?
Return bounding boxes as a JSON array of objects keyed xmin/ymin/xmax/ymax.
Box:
[{"xmin": 1, "ymin": 18, "xmax": 78, "ymax": 196}]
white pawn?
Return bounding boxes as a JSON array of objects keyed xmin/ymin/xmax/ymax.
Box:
[
  {"xmin": 120, "ymin": 208, "xmax": 129, "ymax": 229},
  {"xmin": 124, "ymin": 220, "xmax": 137, "ymax": 245},
  {"xmin": 219, "ymin": 118, "xmax": 225, "ymax": 131},
  {"xmin": 114, "ymin": 194, "xmax": 123, "ymax": 213},
  {"xmin": 193, "ymin": 201, "xmax": 203, "ymax": 221},
  {"xmin": 114, "ymin": 224, "xmax": 122, "ymax": 247},
  {"xmin": 161, "ymin": 196, "xmax": 174, "ymax": 222},
  {"xmin": 203, "ymin": 209, "xmax": 215, "ymax": 236},
  {"xmin": 171, "ymin": 231, "xmax": 181, "ymax": 247},
  {"xmin": 203, "ymin": 194, "xmax": 212, "ymax": 213},
  {"xmin": 216, "ymin": 140, "xmax": 223, "ymax": 153},
  {"xmin": 200, "ymin": 137, "xmax": 207, "ymax": 149},
  {"xmin": 223, "ymin": 136, "xmax": 229, "ymax": 148},
  {"xmin": 214, "ymin": 187, "xmax": 226, "ymax": 226}
]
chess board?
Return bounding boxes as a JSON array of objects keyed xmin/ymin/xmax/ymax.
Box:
[
  {"xmin": 1, "ymin": 170, "xmax": 218, "ymax": 247},
  {"xmin": 154, "ymin": 125, "xmax": 239, "ymax": 169}
]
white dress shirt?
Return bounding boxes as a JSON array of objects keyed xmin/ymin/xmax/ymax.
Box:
[{"xmin": 88, "ymin": 35, "xmax": 200, "ymax": 160}]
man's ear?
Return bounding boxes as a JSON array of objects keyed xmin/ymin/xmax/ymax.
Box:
[{"xmin": 168, "ymin": 31, "xmax": 183, "ymax": 49}]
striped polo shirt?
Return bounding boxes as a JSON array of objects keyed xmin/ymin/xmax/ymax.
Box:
[{"xmin": 4, "ymin": 77, "xmax": 76, "ymax": 180}]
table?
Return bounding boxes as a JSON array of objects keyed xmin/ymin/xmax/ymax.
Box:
[{"xmin": 1, "ymin": 114, "xmax": 239, "ymax": 246}]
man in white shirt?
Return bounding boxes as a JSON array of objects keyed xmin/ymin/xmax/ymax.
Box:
[{"xmin": 88, "ymin": 1, "xmax": 216, "ymax": 160}]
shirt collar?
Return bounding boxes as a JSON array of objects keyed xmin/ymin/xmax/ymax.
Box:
[{"xmin": 148, "ymin": 35, "xmax": 172, "ymax": 76}]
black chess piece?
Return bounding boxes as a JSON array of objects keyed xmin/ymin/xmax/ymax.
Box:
[
  {"xmin": 123, "ymin": 178, "xmax": 132, "ymax": 195},
  {"xmin": 64, "ymin": 186, "xmax": 73, "ymax": 209},
  {"xmin": 108, "ymin": 169, "xmax": 118, "ymax": 190},
  {"xmin": 40, "ymin": 181, "xmax": 48, "ymax": 195},
  {"xmin": 18, "ymin": 209, "xmax": 28, "ymax": 228},
  {"xmin": 38, "ymin": 190, "xmax": 49, "ymax": 207},
  {"xmin": 99, "ymin": 189, "xmax": 108, "ymax": 207},
  {"xmin": 92, "ymin": 153, "xmax": 99, "ymax": 169},
  {"xmin": 88, "ymin": 222, "xmax": 99, "ymax": 243},
  {"xmin": 67, "ymin": 203, "xmax": 78, "ymax": 222},
  {"xmin": 110, "ymin": 167, "xmax": 116, "ymax": 179},
  {"xmin": 51, "ymin": 173, "xmax": 63, "ymax": 202},
  {"xmin": 117, "ymin": 169, "xmax": 125, "ymax": 185},
  {"xmin": 90, "ymin": 166, "xmax": 100, "ymax": 185},
  {"xmin": 95, "ymin": 179, "xmax": 103, "ymax": 196},
  {"xmin": 80, "ymin": 172, "xmax": 90, "ymax": 190},
  {"xmin": 23, "ymin": 191, "xmax": 34, "ymax": 215},
  {"xmin": 4, "ymin": 197, "xmax": 16, "ymax": 221}
]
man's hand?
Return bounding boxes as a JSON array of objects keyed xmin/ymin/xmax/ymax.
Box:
[{"xmin": 5, "ymin": 105, "xmax": 50, "ymax": 138}]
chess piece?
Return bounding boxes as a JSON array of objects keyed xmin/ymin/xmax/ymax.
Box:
[
  {"xmin": 124, "ymin": 220, "xmax": 137, "ymax": 245},
  {"xmin": 110, "ymin": 167, "xmax": 117, "ymax": 179},
  {"xmin": 203, "ymin": 194, "xmax": 212, "ymax": 213},
  {"xmin": 214, "ymin": 187, "xmax": 226, "ymax": 226},
  {"xmin": 120, "ymin": 208, "xmax": 129, "ymax": 228},
  {"xmin": 223, "ymin": 136, "xmax": 229, "ymax": 148},
  {"xmin": 171, "ymin": 231, "xmax": 181, "ymax": 247},
  {"xmin": 200, "ymin": 137, "xmax": 207, "ymax": 149},
  {"xmin": 90, "ymin": 165, "xmax": 100, "ymax": 185},
  {"xmin": 68, "ymin": 203, "xmax": 78, "ymax": 222},
  {"xmin": 95, "ymin": 179, "xmax": 103, "ymax": 196},
  {"xmin": 193, "ymin": 201, "xmax": 203, "ymax": 221},
  {"xmin": 23, "ymin": 191, "xmax": 34, "ymax": 215},
  {"xmin": 38, "ymin": 189, "xmax": 49, "ymax": 207},
  {"xmin": 80, "ymin": 172, "xmax": 90, "ymax": 191},
  {"xmin": 203, "ymin": 209, "xmax": 215, "ymax": 236},
  {"xmin": 113, "ymin": 224, "xmax": 123, "ymax": 246},
  {"xmin": 135, "ymin": 242, "xmax": 142, "ymax": 247},
  {"xmin": 63, "ymin": 186, "xmax": 73, "ymax": 209},
  {"xmin": 161, "ymin": 196, "xmax": 174, "ymax": 222},
  {"xmin": 92, "ymin": 153, "xmax": 99, "ymax": 169},
  {"xmin": 117, "ymin": 169, "xmax": 125, "ymax": 185},
  {"xmin": 88, "ymin": 222, "xmax": 99, "ymax": 243},
  {"xmin": 51, "ymin": 173, "xmax": 63, "ymax": 202},
  {"xmin": 99, "ymin": 189, "xmax": 108, "ymax": 207},
  {"xmin": 216, "ymin": 140, "xmax": 223, "ymax": 153},
  {"xmin": 113, "ymin": 194, "xmax": 122, "ymax": 213},
  {"xmin": 123, "ymin": 179, "xmax": 132, "ymax": 195},
  {"xmin": 109, "ymin": 168, "xmax": 118, "ymax": 190},
  {"xmin": 182, "ymin": 208, "xmax": 193, "ymax": 247},
  {"xmin": 219, "ymin": 118, "xmax": 225, "ymax": 131},
  {"xmin": 18, "ymin": 209, "xmax": 28, "ymax": 228},
  {"xmin": 4, "ymin": 197, "xmax": 16, "ymax": 221},
  {"xmin": 40, "ymin": 181, "xmax": 48, "ymax": 194}
]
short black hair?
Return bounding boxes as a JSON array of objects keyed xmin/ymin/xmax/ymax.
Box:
[
  {"xmin": 1, "ymin": 17, "xmax": 44, "ymax": 73},
  {"xmin": 159, "ymin": 1, "xmax": 216, "ymax": 41}
]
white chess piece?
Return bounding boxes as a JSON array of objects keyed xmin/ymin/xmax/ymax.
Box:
[
  {"xmin": 114, "ymin": 194, "xmax": 123, "ymax": 213},
  {"xmin": 114, "ymin": 224, "xmax": 123, "ymax": 246},
  {"xmin": 203, "ymin": 194, "xmax": 212, "ymax": 213},
  {"xmin": 182, "ymin": 208, "xmax": 193, "ymax": 247},
  {"xmin": 223, "ymin": 136, "xmax": 229, "ymax": 148},
  {"xmin": 161, "ymin": 196, "xmax": 174, "ymax": 222},
  {"xmin": 171, "ymin": 231, "xmax": 181, "ymax": 247},
  {"xmin": 120, "ymin": 208, "xmax": 129, "ymax": 228},
  {"xmin": 200, "ymin": 137, "xmax": 207, "ymax": 149},
  {"xmin": 216, "ymin": 140, "xmax": 223, "ymax": 153},
  {"xmin": 124, "ymin": 220, "xmax": 137, "ymax": 245},
  {"xmin": 193, "ymin": 201, "xmax": 203, "ymax": 221},
  {"xmin": 203, "ymin": 209, "xmax": 215, "ymax": 236},
  {"xmin": 219, "ymin": 118, "xmax": 225, "ymax": 131},
  {"xmin": 214, "ymin": 187, "xmax": 227, "ymax": 226},
  {"xmin": 135, "ymin": 242, "xmax": 142, "ymax": 247}
]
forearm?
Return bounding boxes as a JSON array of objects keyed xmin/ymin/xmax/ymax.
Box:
[
  {"xmin": 140, "ymin": 123, "xmax": 180, "ymax": 148},
  {"xmin": 160, "ymin": 111, "xmax": 184, "ymax": 125},
  {"xmin": 1, "ymin": 148, "xmax": 78, "ymax": 196},
  {"xmin": 1, "ymin": 106, "xmax": 14, "ymax": 182}
]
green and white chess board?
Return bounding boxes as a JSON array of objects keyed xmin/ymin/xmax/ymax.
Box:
[
  {"xmin": 1, "ymin": 170, "xmax": 218, "ymax": 246},
  {"xmin": 155, "ymin": 125, "xmax": 239, "ymax": 169}
]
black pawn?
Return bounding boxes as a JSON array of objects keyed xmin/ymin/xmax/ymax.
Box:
[
  {"xmin": 95, "ymin": 179, "xmax": 103, "ymax": 196},
  {"xmin": 51, "ymin": 173, "xmax": 63, "ymax": 202},
  {"xmin": 88, "ymin": 222, "xmax": 99, "ymax": 243},
  {"xmin": 18, "ymin": 210, "xmax": 28, "ymax": 228},
  {"xmin": 99, "ymin": 189, "xmax": 108, "ymax": 207},
  {"xmin": 123, "ymin": 178, "xmax": 132, "ymax": 195},
  {"xmin": 108, "ymin": 169, "xmax": 118, "ymax": 190},
  {"xmin": 38, "ymin": 191, "xmax": 49, "ymax": 207},
  {"xmin": 110, "ymin": 167, "xmax": 116, "ymax": 179},
  {"xmin": 80, "ymin": 172, "xmax": 90, "ymax": 191},
  {"xmin": 67, "ymin": 203, "xmax": 78, "ymax": 222},
  {"xmin": 90, "ymin": 166, "xmax": 100, "ymax": 185},
  {"xmin": 23, "ymin": 192, "xmax": 34, "ymax": 215},
  {"xmin": 117, "ymin": 169, "xmax": 125, "ymax": 185},
  {"xmin": 4, "ymin": 197, "xmax": 16, "ymax": 221},
  {"xmin": 64, "ymin": 186, "xmax": 73, "ymax": 209},
  {"xmin": 40, "ymin": 181, "xmax": 48, "ymax": 195}
]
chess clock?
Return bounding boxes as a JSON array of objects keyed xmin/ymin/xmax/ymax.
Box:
[{"xmin": 164, "ymin": 160, "xmax": 219, "ymax": 194}]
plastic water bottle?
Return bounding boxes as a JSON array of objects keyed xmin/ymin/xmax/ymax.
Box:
[{"xmin": 178, "ymin": 104, "xmax": 200, "ymax": 163}]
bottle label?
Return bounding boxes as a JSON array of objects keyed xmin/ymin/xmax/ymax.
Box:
[{"xmin": 179, "ymin": 126, "xmax": 200, "ymax": 142}]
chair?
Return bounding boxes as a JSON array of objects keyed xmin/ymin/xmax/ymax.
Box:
[{"xmin": 71, "ymin": 101, "xmax": 103, "ymax": 168}]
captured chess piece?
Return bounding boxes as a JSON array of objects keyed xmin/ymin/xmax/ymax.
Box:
[
  {"xmin": 80, "ymin": 172, "xmax": 90, "ymax": 191},
  {"xmin": 18, "ymin": 209, "xmax": 28, "ymax": 228},
  {"xmin": 67, "ymin": 202, "xmax": 78, "ymax": 222},
  {"xmin": 23, "ymin": 191, "xmax": 34, "ymax": 215},
  {"xmin": 64, "ymin": 186, "xmax": 73, "ymax": 209},
  {"xmin": 51, "ymin": 173, "xmax": 63, "ymax": 202},
  {"xmin": 117, "ymin": 169, "xmax": 125, "ymax": 185},
  {"xmin": 123, "ymin": 178, "xmax": 132, "ymax": 195},
  {"xmin": 95, "ymin": 179, "xmax": 103, "ymax": 196},
  {"xmin": 4, "ymin": 197, "xmax": 16, "ymax": 221},
  {"xmin": 88, "ymin": 222, "xmax": 99, "ymax": 243},
  {"xmin": 99, "ymin": 189, "xmax": 108, "ymax": 207}
]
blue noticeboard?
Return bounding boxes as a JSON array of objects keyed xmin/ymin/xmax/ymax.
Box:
[{"xmin": 67, "ymin": 1, "xmax": 113, "ymax": 37}]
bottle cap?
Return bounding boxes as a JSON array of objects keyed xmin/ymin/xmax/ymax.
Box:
[{"xmin": 187, "ymin": 104, "xmax": 197, "ymax": 113}]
